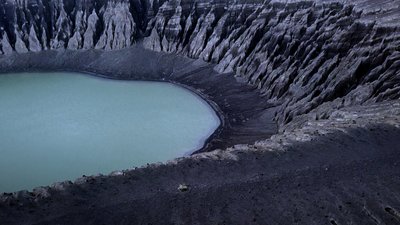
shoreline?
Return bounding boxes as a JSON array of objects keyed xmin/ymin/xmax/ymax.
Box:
[
  {"xmin": 0, "ymin": 48, "xmax": 400, "ymax": 225},
  {"xmin": 2, "ymin": 70, "xmax": 226, "ymax": 155},
  {"xmin": 0, "ymin": 47, "xmax": 278, "ymax": 153},
  {"xmin": 1, "ymin": 114, "xmax": 400, "ymax": 224}
]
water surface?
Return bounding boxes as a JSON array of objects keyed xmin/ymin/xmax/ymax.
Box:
[{"xmin": 0, "ymin": 72, "xmax": 220, "ymax": 192}]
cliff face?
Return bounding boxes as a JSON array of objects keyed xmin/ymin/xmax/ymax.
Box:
[
  {"xmin": 0, "ymin": 0, "xmax": 147, "ymax": 52},
  {"xmin": 142, "ymin": 0, "xmax": 400, "ymax": 126},
  {"xmin": 0, "ymin": 0, "xmax": 399, "ymax": 127}
]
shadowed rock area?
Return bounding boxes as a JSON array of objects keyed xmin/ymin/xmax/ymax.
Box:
[{"xmin": 0, "ymin": 0, "xmax": 399, "ymax": 224}]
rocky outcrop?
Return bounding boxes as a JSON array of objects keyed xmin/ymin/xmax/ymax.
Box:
[
  {"xmin": 28, "ymin": 26, "xmax": 42, "ymax": 52},
  {"xmin": 95, "ymin": 1, "xmax": 137, "ymax": 50},
  {"xmin": 0, "ymin": 30, "xmax": 14, "ymax": 55},
  {"xmin": 82, "ymin": 10, "xmax": 99, "ymax": 49},
  {"xmin": 142, "ymin": 0, "xmax": 400, "ymax": 128},
  {"xmin": 0, "ymin": 0, "xmax": 146, "ymax": 52}
]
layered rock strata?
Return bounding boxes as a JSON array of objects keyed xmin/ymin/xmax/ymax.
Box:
[{"xmin": 143, "ymin": 0, "xmax": 400, "ymax": 126}]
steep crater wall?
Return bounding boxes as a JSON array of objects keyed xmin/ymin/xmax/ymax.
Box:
[{"xmin": 143, "ymin": 0, "xmax": 400, "ymax": 126}]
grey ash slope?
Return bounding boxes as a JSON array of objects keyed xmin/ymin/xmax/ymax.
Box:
[{"xmin": 0, "ymin": 0, "xmax": 400, "ymax": 224}]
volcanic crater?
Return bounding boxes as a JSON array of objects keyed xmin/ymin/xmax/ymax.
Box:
[{"xmin": 0, "ymin": 0, "xmax": 399, "ymax": 224}]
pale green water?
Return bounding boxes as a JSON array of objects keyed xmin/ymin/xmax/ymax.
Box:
[{"xmin": 0, "ymin": 72, "xmax": 220, "ymax": 193}]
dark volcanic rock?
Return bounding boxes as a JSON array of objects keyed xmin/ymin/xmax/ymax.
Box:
[
  {"xmin": 0, "ymin": 0, "xmax": 399, "ymax": 224},
  {"xmin": 143, "ymin": 0, "xmax": 400, "ymax": 127}
]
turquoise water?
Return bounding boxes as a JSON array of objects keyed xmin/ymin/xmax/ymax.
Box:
[{"xmin": 0, "ymin": 72, "xmax": 220, "ymax": 193}]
